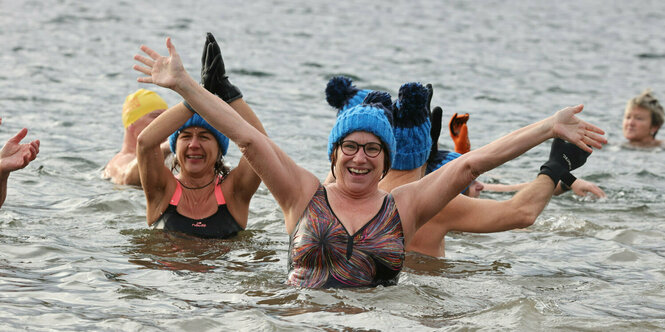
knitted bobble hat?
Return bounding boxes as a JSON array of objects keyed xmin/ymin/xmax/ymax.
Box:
[
  {"xmin": 327, "ymin": 95, "xmax": 396, "ymax": 165},
  {"xmin": 391, "ymin": 82, "xmax": 432, "ymax": 170},
  {"xmin": 169, "ymin": 113, "xmax": 230, "ymax": 156},
  {"xmin": 325, "ymin": 76, "xmax": 372, "ymax": 113}
]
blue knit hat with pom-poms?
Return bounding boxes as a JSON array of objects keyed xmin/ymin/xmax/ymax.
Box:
[
  {"xmin": 391, "ymin": 82, "xmax": 432, "ymax": 170},
  {"xmin": 326, "ymin": 76, "xmax": 372, "ymax": 114},
  {"xmin": 328, "ymin": 92, "xmax": 396, "ymax": 166},
  {"xmin": 169, "ymin": 113, "xmax": 229, "ymax": 156}
]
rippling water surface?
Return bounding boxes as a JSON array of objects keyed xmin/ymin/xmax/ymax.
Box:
[{"xmin": 1, "ymin": 0, "xmax": 664, "ymax": 330}]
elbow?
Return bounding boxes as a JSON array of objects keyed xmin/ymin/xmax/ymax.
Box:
[
  {"xmin": 136, "ymin": 132, "xmax": 152, "ymax": 153},
  {"xmin": 458, "ymin": 155, "xmax": 481, "ymax": 184},
  {"xmin": 515, "ymin": 206, "xmax": 538, "ymax": 229}
]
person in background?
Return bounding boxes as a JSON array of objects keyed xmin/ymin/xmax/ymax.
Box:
[
  {"xmin": 622, "ymin": 89, "xmax": 664, "ymax": 148},
  {"xmin": 133, "ymin": 36, "xmax": 606, "ymax": 288},
  {"xmin": 103, "ymin": 89, "xmax": 169, "ymax": 186},
  {"xmin": 0, "ymin": 118, "xmax": 40, "ymax": 208},
  {"xmin": 136, "ymin": 33, "xmax": 267, "ymax": 239},
  {"xmin": 325, "ymin": 79, "xmax": 603, "ymax": 258}
]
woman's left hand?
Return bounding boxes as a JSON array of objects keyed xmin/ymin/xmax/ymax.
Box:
[
  {"xmin": 133, "ymin": 37, "xmax": 186, "ymax": 90},
  {"xmin": 571, "ymin": 178, "xmax": 606, "ymax": 198},
  {"xmin": 551, "ymin": 105, "xmax": 607, "ymax": 153}
]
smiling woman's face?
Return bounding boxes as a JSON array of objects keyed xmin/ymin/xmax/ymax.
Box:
[
  {"xmin": 333, "ymin": 131, "xmax": 386, "ymax": 192},
  {"xmin": 176, "ymin": 126, "xmax": 220, "ymax": 174}
]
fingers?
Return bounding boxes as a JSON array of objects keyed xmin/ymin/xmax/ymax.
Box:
[
  {"xmin": 570, "ymin": 104, "xmax": 584, "ymax": 114},
  {"xmin": 139, "ymin": 44, "xmax": 161, "ymax": 61},
  {"xmin": 133, "ymin": 53, "xmax": 154, "ymax": 68},
  {"xmin": 9, "ymin": 128, "xmax": 28, "ymax": 144},
  {"xmin": 425, "ymin": 84, "xmax": 433, "ymax": 112},
  {"xmin": 454, "ymin": 113, "xmax": 470, "ymax": 126},
  {"xmin": 590, "ymin": 187, "xmax": 606, "ymax": 198},
  {"xmin": 585, "ymin": 122, "xmax": 606, "ymax": 136},
  {"xmin": 581, "ymin": 131, "xmax": 606, "ymax": 150},
  {"xmin": 30, "ymin": 140, "xmax": 40, "ymax": 157},
  {"xmin": 206, "ymin": 43, "xmax": 216, "ymax": 66},
  {"xmin": 202, "ymin": 34, "xmax": 211, "ymax": 65},
  {"xmin": 166, "ymin": 37, "xmax": 176, "ymax": 56},
  {"xmin": 132, "ymin": 64, "xmax": 153, "ymax": 83},
  {"xmin": 206, "ymin": 32, "xmax": 217, "ymax": 44},
  {"xmin": 574, "ymin": 140, "xmax": 593, "ymax": 153},
  {"xmin": 430, "ymin": 106, "xmax": 442, "ymax": 141}
]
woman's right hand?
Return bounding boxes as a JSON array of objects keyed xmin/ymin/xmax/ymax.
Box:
[
  {"xmin": 550, "ymin": 104, "xmax": 607, "ymax": 153},
  {"xmin": 133, "ymin": 37, "xmax": 187, "ymax": 90}
]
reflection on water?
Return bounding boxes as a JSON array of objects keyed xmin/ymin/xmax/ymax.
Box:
[{"xmin": 404, "ymin": 252, "xmax": 511, "ymax": 277}]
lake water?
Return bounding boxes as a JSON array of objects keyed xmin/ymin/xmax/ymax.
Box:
[{"xmin": 1, "ymin": 0, "xmax": 664, "ymax": 330}]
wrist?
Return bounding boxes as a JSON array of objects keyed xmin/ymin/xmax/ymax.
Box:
[
  {"xmin": 173, "ymin": 74, "xmax": 199, "ymax": 97},
  {"xmin": 538, "ymin": 162, "xmax": 565, "ymax": 188},
  {"xmin": 560, "ymin": 172, "xmax": 577, "ymax": 188},
  {"xmin": 182, "ymin": 100, "xmax": 196, "ymax": 114}
]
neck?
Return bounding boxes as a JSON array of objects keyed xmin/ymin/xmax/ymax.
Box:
[
  {"xmin": 177, "ymin": 173, "xmax": 217, "ymax": 190},
  {"xmin": 120, "ymin": 130, "xmax": 138, "ymax": 154},
  {"xmin": 327, "ymin": 182, "xmax": 382, "ymax": 202}
]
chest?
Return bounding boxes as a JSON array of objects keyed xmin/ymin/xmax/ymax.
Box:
[{"xmin": 176, "ymin": 191, "xmax": 219, "ymax": 219}]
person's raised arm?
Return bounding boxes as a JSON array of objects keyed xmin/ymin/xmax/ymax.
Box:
[
  {"xmin": 196, "ymin": 33, "xmax": 268, "ymax": 204},
  {"xmin": 394, "ymin": 105, "xmax": 606, "ymax": 233},
  {"xmin": 136, "ymin": 102, "xmax": 193, "ymax": 206},
  {"xmin": 133, "ymin": 37, "xmax": 319, "ymax": 230}
]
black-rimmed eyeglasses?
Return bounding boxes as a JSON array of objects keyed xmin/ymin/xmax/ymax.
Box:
[{"xmin": 339, "ymin": 140, "xmax": 383, "ymax": 158}]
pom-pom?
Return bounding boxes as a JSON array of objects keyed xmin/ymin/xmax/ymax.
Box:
[
  {"xmin": 363, "ymin": 91, "xmax": 393, "ymax": 109},
  {"xmin": 394, "ymin": 82, "xmax": 429, "ymax": 127},
  {"xmin": 325, "ymin": 76, "xmax": 357, "ymax": 110}
]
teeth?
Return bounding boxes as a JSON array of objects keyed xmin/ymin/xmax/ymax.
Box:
[
  {"xmin": 349, "ymin": 168, "xmax": 369, "ymax": 174},
  {"xmin": 188, "ymin": 155, "xmax": 204, "ymax": 159}
]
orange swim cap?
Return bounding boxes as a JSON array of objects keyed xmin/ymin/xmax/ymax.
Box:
[{"xmin": 122, "ymin": 89, "xmax": 168, "ymax": 128}]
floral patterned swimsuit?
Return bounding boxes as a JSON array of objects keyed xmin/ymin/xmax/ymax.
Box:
[{"xmin": 287, "ymin": 184, "xmax": 405, "ymax": 288}]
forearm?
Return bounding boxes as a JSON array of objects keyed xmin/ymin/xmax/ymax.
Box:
[
  {"xmin": 138, "ymin": 103, "xmax": 192, "ymax": 152},
  {"xmin": 175, "ymin": 76, "xmax": 259, "ymax": 147},
  {"xmin": 228, "ymin": 99, "xmax": 268, "ymax": 136},
  {"xmin": 482, "ymin": 182, "xmax": 528, "ymax": 193},
  {"xmin": 465, "ymin": 117, "xmax": 554, "ymax": 177},
  {"xmin": 407, "ymin": 117, "xmax": 555, "ymax": 225},
  {"xmin": 0, "ymin": 171, "xmax": 9, "ymax": 208},
  {"xmin": 506, "ymin": 174, "xmax": 556, "ymax": 226}
]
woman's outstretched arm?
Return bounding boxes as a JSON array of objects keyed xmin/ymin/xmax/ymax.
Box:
[{"xmin": 394, "ymin": 105, "xmax": 607, "ymax": 238}]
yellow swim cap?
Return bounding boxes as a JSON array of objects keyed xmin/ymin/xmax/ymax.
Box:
[{"xmin": 122, "ymin": 89, "xmax": 168, "ymax": 128}]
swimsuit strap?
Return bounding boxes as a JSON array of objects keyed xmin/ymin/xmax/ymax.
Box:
[
  {"xmin": 214, "ymin": 176, "xmax": 226, "ymax": 205},
  {"xmin": 170, "ymin": 180, "xmax": 183, "ymax": 205}
]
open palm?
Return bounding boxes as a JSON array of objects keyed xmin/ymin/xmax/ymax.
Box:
[
  {"xmin": 133, "ymin": 37, "xmax": 186, "ymax": 89},
  {"xmin": 0, "ymin": 128, "xmax": 40, "ymax": 173},
  {"xmin": 551, "ymin": 105, "xmax": 606, "ymax": 152}
]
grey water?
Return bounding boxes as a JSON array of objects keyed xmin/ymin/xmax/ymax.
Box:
[{"xmin": 1, "ymin": 0, "xmax": 664, "ymax": 330}]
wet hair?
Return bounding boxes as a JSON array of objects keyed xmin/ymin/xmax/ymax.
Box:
[
  {"xmin": 170, "ymin": 150, "xmax": 231, "ymax": 181},
  {"xmin": 329, "ymin": 140, "xmax": 391, "ymax": 180},
  {"xmin": 626, "ymin": 89, "xmax": 665, "ymax": 137}
]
